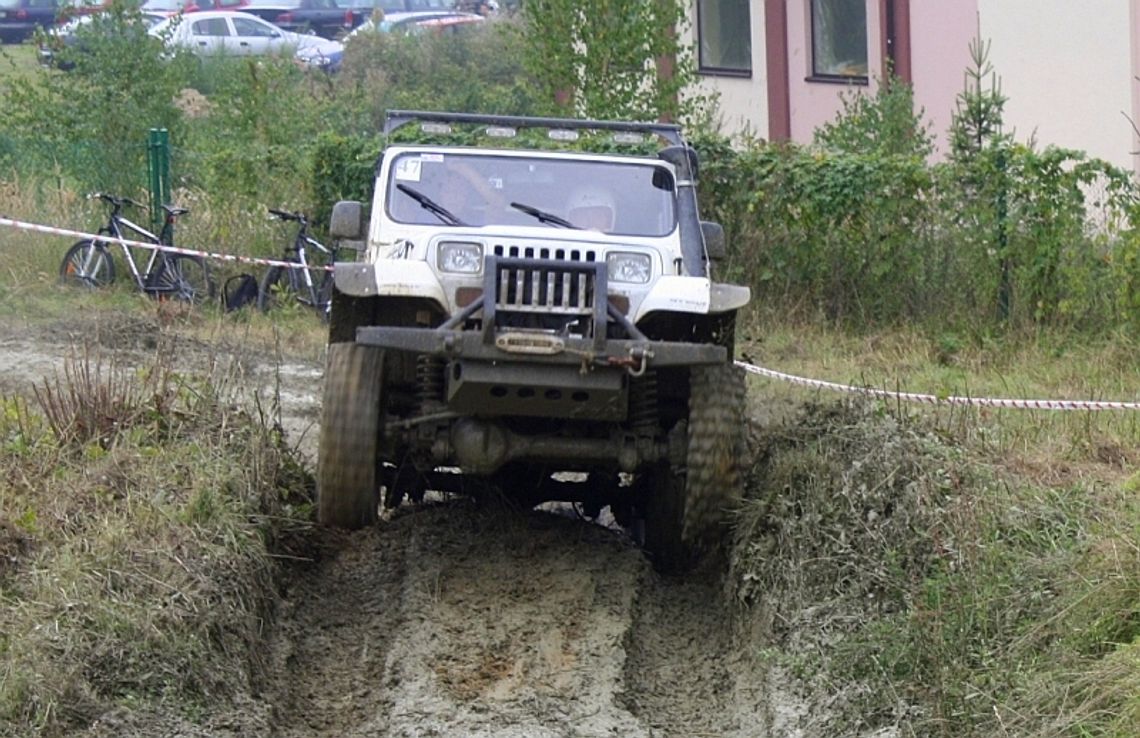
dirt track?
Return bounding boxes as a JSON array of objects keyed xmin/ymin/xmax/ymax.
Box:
[{"xmin": 2, "ymin": 312, "xmax": 797, "ymax": 737}]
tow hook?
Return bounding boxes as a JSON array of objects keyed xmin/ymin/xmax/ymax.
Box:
[{"xmin": 606, "ymin": 347, "xmax": 653, "ymax": 377}]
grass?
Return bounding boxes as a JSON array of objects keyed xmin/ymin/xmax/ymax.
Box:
[
  {"xmin": 0, "ymin": 42, "xmax": 41, "ymax": 96},
  {"xmin": 0, "ymin": 347, "xmax": 315, "ymax": 734},
  {"xmin": 733, "ymin": 312, "xmax": 1140, "ymax": 736}
]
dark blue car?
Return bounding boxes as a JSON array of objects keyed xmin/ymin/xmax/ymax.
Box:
[{"xmin": 0, "ymin": 0, "xmax": 60, "ymax": 43}]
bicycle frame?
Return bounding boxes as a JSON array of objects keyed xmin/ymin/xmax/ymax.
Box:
[
  {"xmin": 102, "ymin": 212, "xmax": 166, "ymax": 292},
  {"xmin": 288, "ymin": 233, "xmax": 334, "ymax": 308}
]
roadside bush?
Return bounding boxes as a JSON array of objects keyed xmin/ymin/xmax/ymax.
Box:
[{"xmin": 734, "ymin": 398, "xmax": 1140, "ymax": 736}]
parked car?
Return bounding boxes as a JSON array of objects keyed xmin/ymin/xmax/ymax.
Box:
[
  {"xmin": 0, "ymin": 0, "xmax": 60, "ymax": 44},
  {"xmin": 141, "ymin": 0, "xmax": 250, "ymax": 16},
  {"xmin": 344, "ymin": 0, "xmax": 454, "ymax": 16},
  {"xmin": 39, "ymin": 9, "xmax": 166, "ymax": 66},
  {"xmin": 149, "ymin": 10, "xmax": 342, "ymax": 64},
  {"xmin": 241, "ymin": 0, "xmax": 355, "ymax": 40},
  {"xmin": 345, "ymin": 9, "xmax": 480, "ymax": 38}
]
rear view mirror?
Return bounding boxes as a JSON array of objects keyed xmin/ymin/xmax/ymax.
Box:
[
  {"xmin": 701, "ymin": 221, "xmax": 725, "ymax": 259},
  {"xmin": 329, "ymin": 200, "xmax": 364, "ymax": 240}
]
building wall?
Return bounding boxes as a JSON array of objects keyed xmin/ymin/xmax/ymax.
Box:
[
  {"xmin": 909, "ymin": 0, "xmax": 977, "ymax": 159},
  {"xmin": 977, "ymin": 0, "xmax": 1133, "ymax": 170},
  {"xmin": 786, "ymin": 0, "xmax": 882, "ymax": 142},
  {"xmin": 688, "ymin": 2, "xmax": 770, "ymax": 138},
  {"xmin": 691, "ymin": 0, "xmax": 1139, "ymax": 172}
]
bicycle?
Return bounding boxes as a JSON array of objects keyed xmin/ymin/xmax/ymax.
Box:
[
  {"xmin": 59, "ymin": 193, "xmax": 215, "ymax": 304},
  {"xmin": 258, "ymin": 208, "xmax": 338, "ymax": 321}
]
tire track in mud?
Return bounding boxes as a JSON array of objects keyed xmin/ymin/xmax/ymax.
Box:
[
  {"xmin": 261, "ymin": 502, "xmax": 773, "ymax": 737},
  {"xmin": 0, "ymin": 315, "xmax": 780, "ymax": 736}
]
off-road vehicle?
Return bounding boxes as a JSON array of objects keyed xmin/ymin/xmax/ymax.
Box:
[{"xmin": 320, "ymin": 110, "xmax": 750, "ymax": 567}]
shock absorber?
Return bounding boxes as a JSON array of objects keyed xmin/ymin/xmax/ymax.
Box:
[
  {"xmin": 416, "ymin": 354, "xmax": 446, "ymax": 413},
  {"xmin": 628, "ymin": 369, "xmax": 658, "ymax": 437}
]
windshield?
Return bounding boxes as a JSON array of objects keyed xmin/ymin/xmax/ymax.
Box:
[{"xmin": 386, "ymin": 152, "xmax": 676, "ymax": 236}]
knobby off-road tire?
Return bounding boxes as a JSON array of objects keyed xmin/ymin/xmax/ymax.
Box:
[
  {"xmin": 318, "ymin": 342, "xmax": 385, "ymax": 528},
  {"xmin": 60, "ymin": 240, "xmax": 115, "ymax": 288},
  {"xmin": 644, "ymin": 362, "xmax": 747, "ymax": 571}
]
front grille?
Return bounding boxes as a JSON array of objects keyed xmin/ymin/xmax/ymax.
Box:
[
  {"xmin": 493, "ymin": 244, "xmax": 598, "ymax": 263},
  {"xmin": 495, "ymin": 260, "xmax": 595, "ymax": 316},
  {"xmin": 483, "ymin": 255, "xmax": 609, "ymax": 347}
]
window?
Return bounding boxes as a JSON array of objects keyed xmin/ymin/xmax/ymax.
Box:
[
  {"xmin": 697, "ymin": 0, "xmax": 751, "ymax": 75},
  {"xmin": 232, "ymin": 17, "xmax": 277, "ymax": 37},
  {"xmin": 810, "ymin": 0, "xmax": 868, "ymax": 80},
  {"xmin": 192, "ymin": 18, "xmax": 231, "ymax": 36}
]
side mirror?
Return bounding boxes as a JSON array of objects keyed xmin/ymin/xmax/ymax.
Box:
[
  {"xmin": 329, "ymin": 200, "xmax": 364, "ymax": 240},
  {"xmin": 701, "ymin": 221, "xmax": 725, "ymax": 260}
]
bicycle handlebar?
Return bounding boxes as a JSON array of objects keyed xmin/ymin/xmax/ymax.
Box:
[{"xmin": 269, "ymin": 208, "xmax": 308, "ymax": 225}]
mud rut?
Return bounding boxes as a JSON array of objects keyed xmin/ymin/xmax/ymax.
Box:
[{"xmin": 2, "ymin": 318, "xmax": 781, "ymax": 737}]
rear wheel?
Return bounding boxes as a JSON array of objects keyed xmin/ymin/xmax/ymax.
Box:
[
  {"xmin": 257, "ymin": 265, "xmax": 294, "ymax": 313},
  {"xmin": 642, "ymin": 362, "xmax": 747, "ymax": 571},
  {"xmin": 168, "ymin": 255, "xmax": 214, "ymax": 304},
  {"xmin": 146, "ymin": 254, "xmax": 214, "ymax": 304},
  {"xmin": 60, "ymin": 240, "xmax": 115, "ymax": 288},
  {"xmin": 318, "ymin": 342, "xmax": 385, "ymax": 528}
]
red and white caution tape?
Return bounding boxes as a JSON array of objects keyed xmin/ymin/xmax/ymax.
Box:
[
  {"xmin": 6, "ymin": 215, "xmax": 1138, "ymax": 411},
  {"xmin": 0, "ymin": 215, "xmax": 331, "ymax": 272},
  {"xmin": 736, "ymin": 361, "xmax": 1140, "ymax": 411}
]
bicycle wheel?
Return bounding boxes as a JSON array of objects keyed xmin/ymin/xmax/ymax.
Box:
[
  {"xmin": 60, "ymin": 240, "xmax": 115, "ymax": 288},
  {"xmin": 316, "ymin": 269, "xmax": 335, "ymax": 323},
  {"xmin": 147, "ymin": 253, "xmax": 214, "ymax": 304},
  {"xmin": 257, "ymin": 265, "xmax": 297, "ymax": 313}
]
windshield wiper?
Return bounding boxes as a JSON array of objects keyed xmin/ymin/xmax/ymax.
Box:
[
  {"xmin": 510, "ymin": 201, "xmax": 578, "ymax": 229},
  {"xmin": 396, "ymin": 183, "xmax": 466, "ymax": 226}
]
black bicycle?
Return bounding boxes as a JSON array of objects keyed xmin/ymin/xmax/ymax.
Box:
[
  {"xmin": 258, "ymin": 208, "xmax": 337, "ymax": 321},
  {"xmin": 59, "ymin": 193, "xmax": 215, "ymax": 304}
]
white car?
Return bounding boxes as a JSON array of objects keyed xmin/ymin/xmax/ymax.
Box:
[{"xmin": 149, "ymin": 10, "xmax": 342, "ymax": 66}]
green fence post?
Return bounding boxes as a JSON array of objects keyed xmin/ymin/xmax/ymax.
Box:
[{"xmin": 146, "ymin": 128, "xmax": 171, "ymax": 233}]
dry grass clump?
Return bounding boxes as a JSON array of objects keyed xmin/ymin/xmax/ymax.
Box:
[
  {"xmin": 733, "ymin": 397, "xmax": 1140, "ymax": 736},
  {"xmin": 0, "ymin": 349, "xmax": 313, "ymax": 735}
]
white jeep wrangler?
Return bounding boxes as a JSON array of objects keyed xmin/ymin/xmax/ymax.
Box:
[{"xmin": 320, "ymin": 110, "xmax": 750, "ymax": 568}]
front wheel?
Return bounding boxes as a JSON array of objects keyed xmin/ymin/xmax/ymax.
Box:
[
  {"xmin": 257, "ymin": 265, "xmax": 295, "ymax": 313},
  {"xmin": 641, "ymin": 362, "xmax": 747, "ymax": 572},
  {"xmin": 317, "ymin": 342, "xmax": 386, "ymax": 528},
  {"xmin": 60, "ymin": 240, "xmax": 115, "ymax": 288}
]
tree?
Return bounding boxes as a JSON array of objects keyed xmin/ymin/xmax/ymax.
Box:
[{"xmin": 518, "ymin": 0, "xmax": 712, "ymax": 124}]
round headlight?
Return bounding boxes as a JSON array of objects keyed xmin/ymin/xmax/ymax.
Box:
[
  {"xmin": 438, "ymin": 241, "xmax": 483, "ymax": 274},
  {"xmin": 606, "ymin": 252, "xmax": 651, "ymax": 284}
]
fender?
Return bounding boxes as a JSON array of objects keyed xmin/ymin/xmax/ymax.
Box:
[
  {"xmin": 634, "ymin": 276, "xmax": 711, "ymax": 321},
  {"xmin": 710, "ymin": 282, "xmax": 751, "ymax": 313},
  {"xmin": 334, "ymin": 261, "xmax": 448, "ymax": 308}
]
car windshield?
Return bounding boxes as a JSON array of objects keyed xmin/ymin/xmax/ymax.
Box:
[{"xmin": 386, "ymin": 152, "xmax": 676, "ymax": 236}]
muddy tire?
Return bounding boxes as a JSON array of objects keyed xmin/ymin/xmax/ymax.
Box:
[
  {"xmin": 643, "ymin": 362, "xmax": 747, "ymax": 571},
  {"xmin": 318, "ymin": 342, "xmax": 385, "ymax": 528}
]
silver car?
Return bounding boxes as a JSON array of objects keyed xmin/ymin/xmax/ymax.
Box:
[{"xmin": 149, "ymin": 9, "xmax": 342, "ymax": 62}]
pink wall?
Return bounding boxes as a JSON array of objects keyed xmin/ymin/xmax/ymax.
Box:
[
  {"xmin": 909, "ymin": 0, "xmax": 977, "ymax": 159},
  {"xmin": 781, "ymin": 0, "xmax": 976, "ymax": 157}
]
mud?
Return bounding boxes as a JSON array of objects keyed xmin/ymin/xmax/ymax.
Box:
[{"xmin": 0, "ymin": 311, "xmax": 806, "ymax": 737}]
